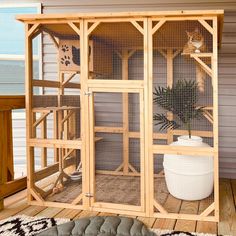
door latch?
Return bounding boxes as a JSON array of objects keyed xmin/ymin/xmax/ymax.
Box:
[
  {"xmin": 84, "ymin": 91, "xmax": 92, "ymax": 96},
  {"xmin": 85, "ymin": 193, "xmax": 93, "ymax": 198}
]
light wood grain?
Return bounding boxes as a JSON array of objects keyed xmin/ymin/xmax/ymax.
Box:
[
  {"xmin": 196, "ymin": 197, "xmax": 217, "ymax": 234},
  {"xmin": 0, "ymin": 178, "xmax": 236, "ymax": 234},
  {"xmin": 218, "ymin": 179, "xmax": 236, "ymax": 235},
  {"xmin": 174, "ymin": 201, "xmax": 199, "ymax": 232},
  {"xmin": 153, "ymin": 195, "xmax": 181, "ymax": 230},
  {"xmin": 74, "ymin": 210, "xmax": 99, "ymax": 219},
  {"xmin": 18, "ymin": 205, "xmax": 47, "ymax": 217},
  {"xmin": 35, "ymin": 207, "xmax": 64, "ymax": 218},
  {"xmin": 55, "ymin": 208, "xmax": 81, "ymax": 219},
  {"xmin": 137, "ymin": 216, "xmax": 156, "ymax": 228}
]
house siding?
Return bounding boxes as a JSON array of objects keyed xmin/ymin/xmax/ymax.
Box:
[
  {"xmin": 41, "ymin": 3, "xmax": 236, "ymax": 179},
  {"xmin": 3, "ymin": 0, "xmax": 236, "ymax": 178}
]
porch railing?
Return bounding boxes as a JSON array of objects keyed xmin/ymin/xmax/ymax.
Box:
[{"xmin": 0, "ymin": 95, "xmax": 26, "ymax": 210}]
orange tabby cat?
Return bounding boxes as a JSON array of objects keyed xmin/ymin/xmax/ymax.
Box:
[{"xmin": 183, "ymin": 28, "xmax": 206, "ymax": 54}]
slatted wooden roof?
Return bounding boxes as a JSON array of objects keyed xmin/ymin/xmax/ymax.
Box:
[{"xmin": 16, "ymin": 10, "xmax": 224, "ymax": 48}]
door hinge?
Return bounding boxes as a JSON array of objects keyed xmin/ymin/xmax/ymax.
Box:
[
  {"xmin": 85, "ymin": 192, "xmax": 93, "ymax": 198},
  {"xmin": 84, "ymin": 91, "xmax": 92, "ymax": 96}
]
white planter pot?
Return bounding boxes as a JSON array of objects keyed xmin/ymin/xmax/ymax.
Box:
[{"xmin": 163, "ymin": 135, "xmax": 214, "ymax": 201}]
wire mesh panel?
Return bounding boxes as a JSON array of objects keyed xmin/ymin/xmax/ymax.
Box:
[
  {"xmin": 31, "ymin": 147, "xmax": 83, "ymax": 205},
  {"xmin": 94, "ymin": 92, "xmax": 123, "ymax": 127},
  {"xmin": 152, "ymin": 20, "xmax": 214, "ymax": 146},
  {"xmin": 30, "ymin": 93, "xmax": 82, "ymax": 204},
  {"xmin": 32, "ymin": 95, "xmax": 80, "ymax": 140},
  {"xmin": 87, "ymin": 21, "xmax": 144, "ymax": 80},
  {"xmin": 90, "ymin": 91, "xmax": 144, "ymax": 208},
  {"xmin": 28, "ymin": 24, "xmax": 83, "ymax": 206},
  {"xmin": 151, "ymin": 19, "xmax": 216, "ymax": 218}
]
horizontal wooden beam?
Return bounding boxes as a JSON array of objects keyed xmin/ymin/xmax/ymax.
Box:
[
  {"xmin": 29, "ymin": 138, "xmax": 82, "ymax": 149},
  {"xmin": 0, "ymin": 177, "xmax": 27, "ymax": 198},
  {"xmin": 16, "ymin": 10, "xmax": 224, "ymax": 22},
  {"xmin": 94, "ymin": 126, "xmax": 213, "ymax": 138},
  {"xmin": 130, "ymin": 132, "xmax": 168, "ymax": 140},
  {"xmin": 32, "ymin": 106, "xmax": 79, "ymax": 113},
  {"xmin": 153, "ymin": 145, "xmax": 216, "ymax": 156},
  {"xmin": 95, "ymin": 126, "xmax": 124, "ymax": 133},
  {"xmin": 87, "ymin": 80, "xmax": 144, "ymax": 89},
  {"xmin": 153, "ymin": 212, "xmax": 217, "ymax": 222},
  {"xmin": 32, "ymin": 80, "xmax": 80, "ymax": 89},
  {"xmin": 0, "ymin": 96, "xmax": 25, "ymax": 111},
  {"xmin": 35, "ymin": 156, "xmax": 75, "ymax": 182},
  {"xmin": 173, "ymin": 130, "xmax": 213, "ymax": 138},
  {"xmin": 96, "ymin": 170, "xmax": 140, "ymax": 177}
]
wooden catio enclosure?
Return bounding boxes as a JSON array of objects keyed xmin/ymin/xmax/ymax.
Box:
[{"xmin": 17, "ymin": 10, "xmax": 223, "ymax": 222}]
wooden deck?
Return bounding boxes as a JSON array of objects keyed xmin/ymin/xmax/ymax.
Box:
[{"xmin": 0, "ymin": 178, "xmax": 235, "ymax": 235}]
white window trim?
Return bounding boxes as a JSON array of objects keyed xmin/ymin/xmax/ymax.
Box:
[
  {"xmin": 0, "ymin": 3, "xmax": 41, "ymax": 8},
  {"xmin": 0, "ymin": 54, "xmax": 39, "ymax": 60}
]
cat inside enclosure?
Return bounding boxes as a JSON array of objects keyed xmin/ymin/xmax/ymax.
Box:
[
  {"xmin": 183, "ymin": 28, "xmax": 207, "ymax": 92},
  {"xmin": 183, "ymin": 28, "xmax": 206, "ymax": 54}
]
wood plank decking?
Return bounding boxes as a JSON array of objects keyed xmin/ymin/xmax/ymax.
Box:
[{"xmin": 0, "ymin": 179, "xmax": 235, "ymax": 235}]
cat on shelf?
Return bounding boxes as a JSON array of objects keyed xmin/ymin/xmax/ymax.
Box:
[{"xmin": 183, "ymin": 28, "xmax": 206, "ymax": 54}]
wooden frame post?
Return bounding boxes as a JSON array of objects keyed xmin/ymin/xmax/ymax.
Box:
[
  {"xmin": 82, "ymin": 20, "xmax": 91, "ymax": 209},
  {"xmin": 25, "ymin": 24, "xmax": 35, "ymax": 202},
  {"xmin": 158, "ymin": 48, "xmax": 180, "ymax": 144},
  {"xmin": 212, "ymin": 16, "xmax": 220, "ymax": 222},
  {"xmin": 148, "ymin": 19, "xmax": 167, "ymax": 216},
  {"xmin": 0, "ymin": 110, "xmax": 14, "ymax": 209},
  {"xmin": 143, "ymin": 18, "xmax": 151, "ymax": 216},
  {"xmin": 122, "ymin": 50, "xmax": 130, "ymax": 174},
  {"xmin": 40, "ymin": 117, "xmax": 47, "ymax": 168}
]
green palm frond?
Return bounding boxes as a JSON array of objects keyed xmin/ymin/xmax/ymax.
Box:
[
  {"xmin": 153, "ymin": 113, "xmax": 180, "ymax": 131},
  {"xmin": 153, "ymin": 79, "xmax": 205, "ymax": 138}
]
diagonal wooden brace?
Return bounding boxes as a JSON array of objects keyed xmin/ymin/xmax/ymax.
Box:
[{"xmin": 33, "ymin": 112, "xmax": 50, "ymax": 128}]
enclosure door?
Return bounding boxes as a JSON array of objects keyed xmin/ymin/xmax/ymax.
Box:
[{"xmin": 88, "ymin": 87, "xmax": 145, "ymax": 214}]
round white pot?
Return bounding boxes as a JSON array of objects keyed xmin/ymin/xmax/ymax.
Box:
[{"xmin": 163, "ymin": 135, "xmax": 214, "ymax": 201}]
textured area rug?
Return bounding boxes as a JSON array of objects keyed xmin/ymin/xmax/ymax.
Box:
[
  {"xmin": 152, "ymin": 229, "xmax": 220, "ymax": 236},
  {"xmin": 0, "ymin": 215, "xmax": 221, "ymax": 236},
  {"xmin": 0, "ymin": 215, "xmax": 69, "ymax": 236}
]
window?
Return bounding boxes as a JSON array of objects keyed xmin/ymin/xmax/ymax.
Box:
[{"xmin": 0, "ymin": 4, "xmax": 41, "ymax": 94}]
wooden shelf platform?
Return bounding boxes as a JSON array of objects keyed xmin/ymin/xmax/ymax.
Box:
[
  {"xmin": 28, "ymin": 137, "xmax": 103, "ymax": 149},
  {"xmin": 181, "ymin": 52, "xmax": 213, "ymax": 57}
]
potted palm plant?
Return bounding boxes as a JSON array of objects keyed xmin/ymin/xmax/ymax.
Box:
[{"xmin": 153, "ymin": 80, "xmax": 214, "ymax": 200}]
